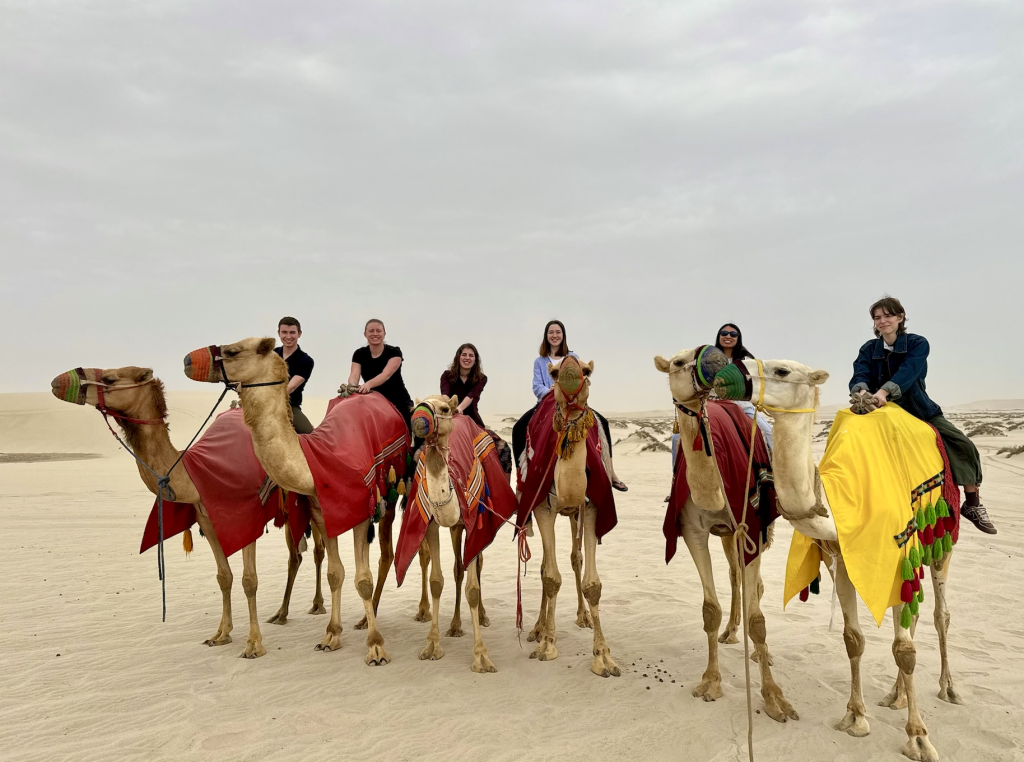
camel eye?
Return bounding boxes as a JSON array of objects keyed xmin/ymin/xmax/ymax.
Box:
[
  {"xmin": 673, "ymin": 360, "xmax": 684, "ymax": 367},
  {"xmin": 775, "ymin": 368, "xmax": 791, "ymax": 377},
  {"xmin": 102, "ymin": 376, "xmax": 118, "ymax": 385},
  {"xmin": 224, "ymin": 349, "xmax": 239, "ymax": 358},
  {"xmin": 441, "ymin": 407, "xmax": 449, "ymax": 414}
]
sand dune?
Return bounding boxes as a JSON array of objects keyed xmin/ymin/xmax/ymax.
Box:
[{"xmin": 1, "ymin": 393, "xmax": 1022, "ymax": 761}]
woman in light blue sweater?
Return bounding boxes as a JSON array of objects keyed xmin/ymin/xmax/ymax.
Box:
[{"xmin": 514, "ymin": 320, "xmax": 627, "ymax": 491}]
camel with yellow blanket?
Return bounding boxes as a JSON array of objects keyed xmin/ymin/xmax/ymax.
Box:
[{"xmin": 714, "ymin": 358, "xmax": 960, "ymax": 762}]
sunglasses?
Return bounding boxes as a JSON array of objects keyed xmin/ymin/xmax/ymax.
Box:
[{"xmin": 719, "ymin": 330, "xmax": 739, "ymax": 338}]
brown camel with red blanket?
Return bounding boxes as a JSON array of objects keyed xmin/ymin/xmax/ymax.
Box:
[
  {"xmin": 516, "ymin": 357, "xmax": 620, "ymax": 678},
  {"xmin": 655, "ymin": 346, "xmax": 797, "ymax": 723},
  {"xmin": 394, "ymin": 396, "xmax": 518, "ymax": 672},
  {"xmin": 185, "ymin": 339, "xmax": 408, "ymax": 665},
  {"xmin": 50, "ymin": 365, "xmax": 326, "ymax": 659}
]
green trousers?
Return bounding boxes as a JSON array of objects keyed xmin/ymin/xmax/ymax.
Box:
[
  {"xmin": 291, "ymin": 405, "xmax": 314, "ymax": 435},
  {"xmin": 928, "ymin": 414, "xmax": 982, "ymax": 487}
]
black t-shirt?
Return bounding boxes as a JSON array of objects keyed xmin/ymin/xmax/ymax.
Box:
[
  {"xmin": 275, "ymin": 345, "xmax": 314, "ymax": 407},
  {"xmin": 352, "ymin": 344, "xmax": 412, "ymax": 415}
]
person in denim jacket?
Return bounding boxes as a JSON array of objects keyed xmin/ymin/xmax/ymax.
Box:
[{"xmin": 850, "ymin": 296, "xmax": 996, "ymax": 534}]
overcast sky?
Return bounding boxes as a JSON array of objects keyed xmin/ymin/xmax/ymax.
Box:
[{"xmin": 2, "ymin": 0, "xmax": 1020, "ymax": 414}]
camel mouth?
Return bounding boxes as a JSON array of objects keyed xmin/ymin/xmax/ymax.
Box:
[
  {"xmin": 556, "ymin": 357, "xmax": 585, "ymax": 395},
  {"xmin": 183, "ymin": 346, "xmax": 223, "ymax": 384},
  {"xmin": 410, "ymin": 403, "xmax": 436, "ymax": 439},
  {"xmin": 693, "ymin": 345, "xmax": 729, "ymax": 390},
  {"xmin": 51, "ymin": 368, "xmax": 92, "ymax": 405},
  {"xmin": 713, "ymin": 364, "xmax": 749, "ymax": 400}
]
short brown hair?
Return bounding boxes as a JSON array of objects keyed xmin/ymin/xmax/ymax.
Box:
[
  {"xmin": 538, "ymin": 320, "xmax": 569, "ymax": 358},
  {"xmin": 869, "ymin": 296, "xmax": 907, "ymax": 336},
  {"xmin": 278, "ymin": 316, "xmax": 301, "ymax": 331},
  {"xmin": 364, "ymin": 318, "xmax": 385, "ymax": 332},
  {"xmin": 446, "ymin": 343, "xmax": 484, "ymax": 385}
]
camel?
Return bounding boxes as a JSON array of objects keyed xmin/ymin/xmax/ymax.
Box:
[
  {"xmin": 653, "ymin": 347, "xmax": 797, "ymax": 722},
  {"xmin": 185, "ymin": 338, "xmax": 394, "ymax": 665},
  {"xmin": 401, "ymin": 395, "xmax": 512, "ymax": 672},
  {"xmin": 521, "ymin": 357, "xmax": 619, "ymax": 678},
  {"xmin": 714, "ymin": 357, "xmax": 956, "ymax": 762},
  {"xmin": 49, "ymin": 365, "xmax": 326, "ymax": 658}
]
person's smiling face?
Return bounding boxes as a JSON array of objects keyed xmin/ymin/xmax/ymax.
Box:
[
  {"xmin": 547, "ymin": 324, "xmax": 563, "ymax": 350},
  {"xmin": 718, "ymin": 326, "xmax": 739, "ymax": 349},
  {"xmin": 364, "ymin": 321, "xmax": 385, "ymax": 347},
  {"xmin": 459, "ymin": 347, "xmax": 476, "ymax": 372},
  {"xmin": 872, "ymin": 309, "xmax": 902, "ymax": 338},
  {"xmin": 278, "ymin": 324, "xmax": 300, "ymax": 349}
]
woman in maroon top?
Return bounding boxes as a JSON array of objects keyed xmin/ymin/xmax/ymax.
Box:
[{"xmin": 439, "ymin": 343, "xmax": 487, "ymax": 427}]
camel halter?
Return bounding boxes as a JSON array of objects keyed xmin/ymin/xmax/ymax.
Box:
[{"xmin": 411, "ymin": 401, "xmax": 456, "ymax": 511}]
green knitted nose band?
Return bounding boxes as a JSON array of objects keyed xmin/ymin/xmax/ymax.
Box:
[{"xmin": 714, "ymin": 364, "xmax": 747, "ymax": 400}]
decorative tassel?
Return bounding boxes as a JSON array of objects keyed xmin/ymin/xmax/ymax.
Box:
[
  {"xmin": 934, "ymin": 520, "xmax": 945, "ymax": 541},
  {"xmin": 198, "ymin": 526, "xmax": 205, "ymax": 538},
  {"xmin": 809, "ymin": 576, "xmax": 820, "ymax": 595},
  {"xmin": 672, "ymin": 418, "xmax": 679, "ymax": 435},
  {"xmin": 183, "ymin": 528, "xmax": 193, "ymax": 556},
  {"xmin": 900, "ymin": 580, "xmax": 913, "ymax": 603},
  {"xmin": 942, "ymin": 533, "xmax": 952, "ymax": 553},
  {"xmin": 917, "ymin": 589, "xmax": 924, "ymax": 603},
  {"xmin": 900, "ymin": 603, "xmax": 912, "ymax": 628},
  {"xmin": 799, "ymin": 586, "xmax": 809, "ymax": 602},
  {"xmin": 909, "ymin": 547, "xmax": 921, "ymax": 569},
  {"xmin": 692, "ymin": 433, "xmax": 703, "ymax": 452},
  {"xmin": 932, "ymin": 541, "xmax": 944, "ymax": 563},
  {"xmin": 910, "ymin": 597, "xmax": 919, "ymax": 617},
  {"xmin": 901, "ymin": 558, "xmax": 913, "ymax": 581},
  {"xmin": 916, "ymin": 508, "xmax": 926, "ymax": 533},
  {"xmin": 397, "ymin": 480, "xmax": 406, "ymax": 496},
  {"xmin": 936, "ymin": 497, "xmax": 949, "ymax": 519},
  {"xmin": 388, "ymin": 465, "xmax": 397, "ymax": 485},
  {"xmin": 922, "ymin": 544, "xmax": 932, "ymax": 566},
  {"xmin": 305, "ymin": 525, "xmax": 312, "ymax": 539},
  {"xmin": 367, "ymin": 522, "xmax": 375, "ymax": 544},
  {"xmin": 923, "ymin": 524, "xmax": 934, "ymax": 546},
  {"xmin": 924, "ymin": 503, "xmax": 937, "ymax": 528},
  {"xmin": 911, "ymin": 576, "xmax": 921, "ymax": 594}
]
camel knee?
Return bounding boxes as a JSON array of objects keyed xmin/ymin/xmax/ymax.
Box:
[
  {"xmin": 314, "ymin": 546, "xmax": 325, "ymax": 565},
  {"xmin": 216, "ymin": 569, "xmax": 232, "ymax": 592},
  {"xmin": 583, "ymin": 580, "xmax": 602, "ymax": 607},
  {"xmin": 327, "ymin": 570, "xmax": 343, "ymax": 592},
  {"xmin": 843, "ymin": 626, "xmax": 865, "ymax": 660},
  {"xmin": 242, "ymin": 574, "xmax": 257, "ymax": 599},
  {"xmin": 748, "ymin": 612, "xmax": 767, "ymax": 646},
  {"xmin": 542, "ymin": 572, "xmax": 561, "ymax": 598},
  {"xmin": 702, "ymin": 601, "xmax": 722, "ymax": 634},
  {"xmin": 430, "ymin": 578, "xmax": 444, "ymax": 600},
  {"xmin": 356, "ymin": 578, "xmax": 373, "ymax": 600},
  {"xmin": 893, "ymin": 639, "xmax": 916, "ymax": 674},
  {"xmin": 466, "ymin": 586, "xmax": 480, "ymax": 608}
]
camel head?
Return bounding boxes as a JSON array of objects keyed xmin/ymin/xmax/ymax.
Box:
[
  {"xmin": 714, "ymin": 358, "xmax": 828, "ymax": 414},
  {"xmin": 51, "ymin": 366, "xmax": 165, "ymax": 421},
  {"xmin": 411, "ymin": 395, "xmax": 461, "ymax": 527},
  {"xmin": 183, "ymin": 338, "xmax": 286, "ymax": 388},
  {"xmin": 654, "ymin": 345, "xmax": 729, "ymax": 409},
  {"xmin": 549, "ymin": 356, "xmax": 594, "ymax": 413}
]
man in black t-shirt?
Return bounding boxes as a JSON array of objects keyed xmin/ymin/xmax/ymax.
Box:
[
  {"xmin": 274, "ymin": 316, "xmax": 315, "ymax": 434},
  {"xmin": 347, "ymin": 318, "xmax": 414, "ymax": 430}
]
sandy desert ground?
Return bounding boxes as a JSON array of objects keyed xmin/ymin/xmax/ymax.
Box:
[{"xmin": 1, "ymin": 390, "xmax": 1022, "ymax": 761}]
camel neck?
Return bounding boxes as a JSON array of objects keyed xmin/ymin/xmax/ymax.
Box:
[
  {"xmin": 124, "ymin": 420, "xmax": 200, "ymax": 504},
  {"xmin": 675, "ymin": 405, "xmax": 726, "ymax": 511},
  {"xmin": 768, "ymin": 411, "xmax": 817, "ymax": 512},
  {"xmin": 238, "ymin": 383, "xmax": 316, "ymax": 496}
]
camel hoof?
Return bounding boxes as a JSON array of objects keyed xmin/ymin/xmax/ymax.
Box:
[
  {"xmin": 902, "ymin": 735, "xmax": 939, "ymax": 762},
  {"xmin": 718, "ymin": 628, "xmax": 739, "ymax": 645},
  {"xmin": 241, "ymin": 643, "xmax": 266, "ymax": 659},
  {"xmin": 445, "ymin": 625, "xmax": 465, "ymax": 638},
  {"xmin": 308, "ymin": 602, "xmax": 327, "ymax": 615},
  {"xmin": 316, "ymin": 634, "xmax": 342, "ymax": 652},
  {"xmin": 203, "ymin": 635, "xmax": 232, "ymax": 647},
  {"xmin": 575, "ymin": 610, "xmax": 594, "ymax": 629},
  {"xmin": 354, "ymin": 617, "xmax": 368, "ymax": 631},
  {"xmin": 479, "ymin": 614, "xmax": 490, "ymax": 628},
  {"xmin": 763, "ymin": 691, "xmax": 799, "ymax": 722},
  {"xmin": 938, "ymin": 685, "xmax": 963, "ymax": 705},
  {"xmin": 591, "ymin": 651, "xmax": 620, "ymax": 678},
  {"xmin": 472, "ymin": 654, "xmax": 497, "ymax": 673},
  {"xmin": 836, "ymin": 711, "xmax": 870, "ymax": 737},
  {"xmin": 365, "ymin": 645, "xmax": 390, "ymax": 666},
  {"xmin": 880, "ymin": 690, "xmax": 909, "ymax": 710},
  {"xmin": 419, "ymin": 641, "xmax": 444, "ymax": 661},
  {"xmin": 266, "ymin": 612, "xmax": 288, "ymax": 625},
  {"xmin": 693, "ymin": 680, "xmax": 724, "ymax": 701},
  {"xmin": 526, "ymin": 625, "xmax": 543, "ymax": 643},
  {"xmin": 530, "ymin": 640, "xmax": 558, "ymax": 661},
  {"xmin": 414, "ymin": 609, "xmax": 431, "ymax": 623}
]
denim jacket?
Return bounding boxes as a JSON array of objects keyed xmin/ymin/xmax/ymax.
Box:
[{"xmin": 850, "ymin": 333, "xmax": 942, "ymax": 421}]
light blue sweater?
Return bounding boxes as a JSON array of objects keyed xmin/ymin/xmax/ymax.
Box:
[{"xmin": 532, "ymin": 352, "xmax": 578, "ymax": 400}]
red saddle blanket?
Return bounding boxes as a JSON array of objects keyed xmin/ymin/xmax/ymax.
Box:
[
  {"xmin": 664, "ymin": 400, "xmax": 778, "ymax": 565},
  {"xmin": 515, "ymin": 391, "xmax": 616, "ymax": 539},
  {"xmin": 141, "ymin": 409, "xmax": 275, "ymax": 558},
  {"xmin": 296, "ymin": 393, "xmax": 409, "ymax": 539},
  {"xmin": 394, "ymin": 417, "xmax": 518, "ymax": 585}
]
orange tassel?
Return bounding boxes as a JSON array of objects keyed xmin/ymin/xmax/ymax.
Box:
[{"xmin": 183, "ymin": 528, "xmax": 194, "ymax": 556}]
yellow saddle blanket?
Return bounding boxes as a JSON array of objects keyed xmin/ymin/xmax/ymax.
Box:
[{"xmin": 785, "ymin": 405, "xmax": 944, "ymax": 625}]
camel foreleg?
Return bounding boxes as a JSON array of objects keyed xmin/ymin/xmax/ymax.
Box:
[
  {"xmin": 832, "ymin": 556, "xmax": 870, "ymax": 737},
  {"xmin": 742, "ymin": 554, "xmax": 796, "ymax": 720},
  {"xmin": 196, "ymin": 509, "xmax": 233, "ymax": 647},
  {"xmin": 356, "ymin": 503, "xmax": 396, "ymax": 630},
  {"xmin": 467, "ymin": 555, "xmax": 496, "ymax": 673},
  {"xmin": 476, "ymin": 551, "xmax": 489, "ymax": 627},
  {"xmin": 309, "ymin": 523, "xmax": 326, "ymax": 615},
  {"xmin": 891, "ymin": 606, "xmax": 938, "ymax": 761},
  {"xmin": 353, "ymin": 519, "xmax": 389, "ymax": 665},
  {"xmin": 420, "ymin": 522, "xmax": 444, "ymax": 661},
  {"xmin": 530, "ymin": 502, "xmax": 560, "ymax": 661},
  {"xmin": 239, "ymin": 542, "xmax": 266, "ymax": 658},
  {"xmin": 415, "ymin": 541, "xmax": 431, "ymax": 622},
  {"xmin": 267, "ymin": 526, "xmax": 302, "ymax": 625},
  {"xmin": 583, "ymin": 503, "xmax": 619, "ymax": 677},
  {"xmin": 931, "ymin": 549, "xmax": 960, "ymax": 704},
  {"xmin": 719, "ymin": 533, "xmax": 741, "ymax": 644},
  {"xmin": 312, "ymin": 507, "xmax": 345, "ymax": 653},
  {"xmin": 447, "ymin": 524, "xmax": 466, "ymax": 637},
  {"xmin": 569, "ymin": 511, "xmax": 592, "ymax": 629},
  {"xmin": 682, "ymin": 506, "xmax": 723, "ymax": 700}
]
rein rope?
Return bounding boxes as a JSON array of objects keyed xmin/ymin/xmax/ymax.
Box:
[{"xmin": 93, "ymin": 379, "xmax": 236, "ymax": 622}]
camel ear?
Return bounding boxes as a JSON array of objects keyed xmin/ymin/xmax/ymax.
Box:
[
  {"xmin": 414, "ymin": 397, "xmax": 422, "ymax": 406},
  {"xmin": 582, "ymin": 361, "xmax": 594, "ymax": 377},
  {"xmin": 810, "ymin": 369, "xmax": 830, "ymax": 385},
  {"xmin": 257, "ymin": 338, "xmax": 276, "ymax": 355},
  {"xmin": 548, "ymin": 363, "xmax": 559, "ymax": 381},
  {"xmin": 654, "ymin": 356, "xmax": 671, "ymax": 374},
  {"xmin": 136, "ymin": 369, "xmax": 153, "ymax": 383},
  {"xmin": 447, "ymin": 395, "xmax": 459, "ymax": 409}
]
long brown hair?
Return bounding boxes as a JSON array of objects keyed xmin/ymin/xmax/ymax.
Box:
[
  {"xmin": 446, "ymin": 343, "xmax": 484, "ymax": 384},
  {"xmin": 538, "ymin": 320, "xmax": 569, "ymax": 358}
]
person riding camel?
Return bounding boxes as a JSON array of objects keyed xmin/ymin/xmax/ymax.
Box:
[{"xmin": 850, "ymin": 296, "xmax": 997, "ymax": 534}]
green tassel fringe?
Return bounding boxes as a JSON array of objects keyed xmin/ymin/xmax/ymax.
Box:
[
  {"xmin": 910, "ymin": 597, "xmax": 920, "ymax": 617},
  {"xmin": 900, "ymin": 603, "xmax": 912, "ymax": 629},
  {"xmin": 942, "ymin": 533, "xmax": 953, "ymax": 553}
]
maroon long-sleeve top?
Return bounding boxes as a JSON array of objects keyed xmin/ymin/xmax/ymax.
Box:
[{"xmin": 439, "ymin": 371, "xmax": 488, "ymax": 427}]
